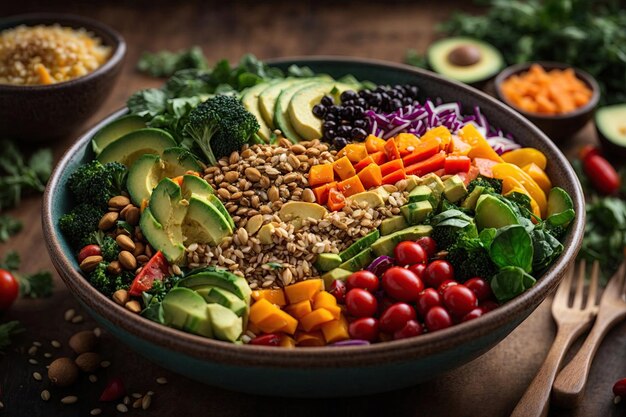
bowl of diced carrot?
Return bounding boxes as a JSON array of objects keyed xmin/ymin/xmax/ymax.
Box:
[{"xmin": 494, "ymin": 62, "xmax": 599, "ymax": 142}]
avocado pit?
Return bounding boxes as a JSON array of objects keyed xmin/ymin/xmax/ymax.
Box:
[{"xmin": 447, "ymin": 45, "xmax": 482, "ymax": 67}]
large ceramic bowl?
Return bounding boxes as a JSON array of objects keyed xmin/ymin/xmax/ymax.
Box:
[
  {"xmin": 43, "ymin": 57, "xmax": 585, "ymax": 398},
  {"xmin": 0, "ymin": 13, "xmax": 126, "ymax": 141}
]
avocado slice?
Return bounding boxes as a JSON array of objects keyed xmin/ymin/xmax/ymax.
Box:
[
  {"xmin": 315, "ymin": 253, "xmax": 343, "ymax": 273},
  {"xmin": 443, "ymin": 175, "xmax": 468, "ymax": 203},
  {"xmin": 180, "ymin": 175, "xmax": 235, "ymax": 230},
  {"xmin": 241, "ymin": 81, "xmax": 274, "ymax": 141},
  {"xmin": 139, "ymin": 207, "xmax": 185, "ymax": 263},
  {"xmin": 321, "ymin": 268, "xmax": 353, "ymax": 288},
  {"xmin": 258, "ymin": 78, "xmax": 302, "ymax": 129},
  {"xmin": 275, "ymin": 80, "xmax": 320, "ymax": 142},
  {"xmin": 338, "ymin": 248, "xmax": 373, "ymax": 272},
  {"xmin": 183, "ymin": 196, "xmax": 233, "ymax": 246},
  {"xmin": 196, "ymin": 287, "xmax": 248, "ymax": 317},
  {"xmin": 371, "ymin": 225, "xmax": 433, "ymax": 257},
  {"xmin": 162, "ymin": 147, "xmax": 202, "ymax": 173},
  {"xmin": 408, "ymin": 185, "xmax": 433, "ymax": 204},
  {"xmin": 475, "ymin": 194, "xmax": 520, "ymax": 230},
  {"xmin": 97, "ymin": 128, "xmax": 177, "ymax": 167},
  {"xmin": 400, "ymin": 200, "xmax": 433, "ymax": 225},
  {"xmin": 180, "ymin": 269, "xmax": 251, "ymax": 301},
  {"xmin": 149, "ymin": 178, "xmax": 185, "ymax": 228},
  {"xmin": 427, "ymin": 37, "xmax": 504, "ymax": 85},
  {"xmin": 547, "ymin": 187, "xmax": 574, "ymax": 217},
  {"xmin": 380, "ymin": 215, "xmax": 408, "ymax": 236},
  {"xmin": 162, "ymin": 287, "xmax": 213, "ymax": 338},
  {"xmin": 596, "ymin": 104, "xmax": 626, "ymax": 157},
  {"xmin": 461, "ymin": 185, "xmax": 485, "ymax": 210},
  {"xmin": 206, "ymin": 303, "xmax": 243, "ymax": 342},
  {"xmin": 339, "ymin": 230, "xmax": 380, "ymax": 262},
  {"xmin": 91, "ymin": 114, "xmax": 146, "ymax": 155},
  {"xmin": 420, "ymin": 173, "xmax": 445, "ymax": 205}
]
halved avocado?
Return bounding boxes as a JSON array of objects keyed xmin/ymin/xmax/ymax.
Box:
[
  {"xmin": 91, "ymin": 114, "xmax": 146, "ymax": 155},
  {"xmin": 427, "ymin": 37, "xmax": 503, "ymax": 84},
  {"xmin": 241, "ymin": 82, "xmax": 274, "ymax": 141},
  {"xmin": 596, "ymin": 104, "xmax": 626, "ymax": 157},
  {"xmin": 182, "ymin": 196, "xmax": 233, "ymax": 246},
  {"xmin": 275, "ymin": 80, "xmax": 320, "ymax": 142},
  {"xmin": 475, "ymin": 194, "xmax": 519, "ymax": 230},
  {"xmin": 97, "ymin": 128, "xmax": 177, "ymax": 167},
  {"xmin": 180, "ymin": 269, "xmax": 251, "ymax": 301},
  {"xmin": 258, "ymin": 78, "xmax": 301, "ymax": 129},
  {"xmin": 139, "ymin": 207, "xmax": 185, "ymax": 263},
  {"xmin": 162, "ymin": 147, "xmax": 202, "ymax": 173},
  {"xmin": 162, "ymin": 287, "xmax": 213, "ymax": 338}
]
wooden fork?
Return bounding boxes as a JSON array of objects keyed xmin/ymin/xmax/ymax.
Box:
[
  {"xmin": 510, "ymin": 260, "xmax": 600, "ymax": 417},
  {"xmin": 552, "ymin": 261, "xmax": 626, "ymax": 407}
]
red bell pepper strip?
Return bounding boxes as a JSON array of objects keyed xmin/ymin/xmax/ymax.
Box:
[
  {"xmin": 369, "ymin": 151, "xmax": 388, "ymax": 165},
  {"xmin": 444, "ymin": 156, "xmax": 471, "ymax": 174},
  {"xmin": 128, "ymin": 251, "xmax": 170, "ymax": 296},
  {"xmin": 327, "ymin": 187, "xmax": 346, "ymax": 211},
  {"xmin": 405, "ymin": 151, "xmax": 446, "ymax": 176},
  {"xmin": 382, "ymin": 169, "xmax": 406, "ymax": 185},
  {"xmin": 380, "ymin": 159, "xmax": 404, "ymax": 177},
  {"xmin": 384, "ymin": 138, "xmax": 401, "ymax": 160},
  {"xmin": 402, "ymin": 139, "xmax": 440, "ymax": 166}
]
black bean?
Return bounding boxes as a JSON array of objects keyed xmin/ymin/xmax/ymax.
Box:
[
  {"xmin": 391, "ymin": 98, "xmax": 403, "ymax": 110},
  {"xmin": 328, "ymin": 105, "xmax": 341, "ymax": 116},
  {"xmin": 340, "ymin": 107, "xmax": 355, "ymax": 120},
  {"xmin": 353, "ymin": 107, "xmax": 365, "ymax": 118},
  {"xmin": 402, "ymin": 97, "xmax": 414, "ymax": 106},
  {"xmin": 321, "ymin": 95, "xmax": 334, "ymax": 107},
  {"xmin": 312, "ymin": 104, "xmax": 326, "ymax": 118},
  {"xmin": 333, "ymin": 137, "xmax": 348, "ymax": 149},
  {"xmin": 353, "ymin": 119, "xmax": 368, "ymax": 129},
  {"xmin": 324, "ymin": 112, "xmax": 337, "ymax": 122},
  {"xmin": 337, "ymin": 125, "xmax": 352, "ymax": 136},
  {"xmin": 324, "ymin": 129, "xmax": 336, "ymax": 140},
  {"xmin": 340, "ymin": 90, "xmax": 358, "ymax": 102},
  {"xmin": 351, "ymin": 128, "xmax": 368, "ymax": 141},
  {"xmin": 322, "ymin": 120, "xmax": 337, "ymax": 131},
  {"xmin": 356, "ymin": 98, "xmax": 367, "ymax": 107}
]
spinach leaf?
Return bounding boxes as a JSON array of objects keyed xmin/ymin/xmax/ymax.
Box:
[
  {"xmin": 531, "ymin": 226, "xmax": 564, "ymax": 273},
  {"xmin": 490, "ymin": 266, "xmax": 537, "ymax": 302},
  {"xmin": 489, "ymin": 225, "xmax": 534, "ymax": 273},
  {"xmin": 137, "ymin": 46, "xmax": 208, "ymax": 77}
]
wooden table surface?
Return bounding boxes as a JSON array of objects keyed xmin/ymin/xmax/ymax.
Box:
[{"xmin": 1, "ymin": 1, "xmax": 625, "ymax": 416}]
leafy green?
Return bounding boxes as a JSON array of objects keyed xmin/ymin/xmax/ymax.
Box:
[
  {"xmin": 489, "ymin": 225, "xmax": 534, "ymax": 273},
  {"xmin": 531, "ymin": 225, "xmax": 564, "ymax": 273},
  {"xmin": 490, "ymin": 266, "xmax": 536, "ymax": 302},
  {"xmin": 0, "ymin": 321, "xmax": 23, "ymax": 353},
  {"xmin": 0, "ymin": 214, "xmax": 22, "ymax": 243},
  {"xmin": 137, "ymin": 46, "xmax": 208, "ymax": 77},
  {"xmin": 437, "ymin": 0, "xmax": 626, "ymax": 104},
  {"xmin": 0, "ymin": 251, "xmax": 20, "ymax": 270},
  {"xmin": 467, "ymin": 176, "xmax": 502, "ymax": 195}
]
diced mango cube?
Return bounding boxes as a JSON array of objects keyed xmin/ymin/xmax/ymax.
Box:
[
  {"xmin": 321, "ymin": 315, "xmax": 350, "ymax": 344},
  {"xmin": 279, "ymin": 334, "xmax": 296, "ymax": 348},
  {"xmin": 284, "ymin": 300, "xmax": 312, "ymax": 320},
  {"xmin": 313, "ymin": 291, "xmax": 341, "ymax": 320},
  {"xmin": 296, "ymin": 331, "xmax": 326, "ymax": 347},
  {"xmin": 300, "ymin": 308, "xmax": 335, "ymax": 332},
  {"xmin": 284, "ymin": 279, "xmax": 324, "ymax": 304},
  {"xmin": 251, "ymin": 289, "xmax": 287, "ymax": 306}
]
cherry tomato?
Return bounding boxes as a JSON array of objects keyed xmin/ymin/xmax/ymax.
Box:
[
  {"xmin": 465, "ymin": 277, "xmax": 493, "ymax": 302},
  {"xmin": 345, "ymin": 288, "xmax": 378, "ymax": 318},
  {"xmin": 128, "ymin": 251, "xmax": 170, "ymax": 296},
  {"xmin": 99, "ymin": 377, "xmax": 126, "ymax": 402},
  {"xmin": 423, "ymin": 260, "xmax": 454, "ymax": 288},
  {"xmin": 408, "ymin": 263, "xmax": 426, "ymax": 279},
  {"xmin": 379, "ymin": 302, "xmax": 416, "ymax": 333},
  {"xmin": 393, "ymin": 320, "xmax": 424, "ymax": 340},
  {"xmin": 438, "ymin": 279, "xmax": 458, "ymax": 296},
  {"xmin": 579, "ymin": 144, "xmax": 600, "ymax": 161},
  {"xmin": 329, "ymin": 280, "xmax": 347, "ymax": 304},
  {"xmin": 424, "ymin": 306, "xmax": 453, "ymax": 332},
  {"xmin": 416, "ymin": 236, "xmax": 437, "ymax": 259},
  {"xmin": 443, "ymin": 284, "xmax": 477, "ymax": 317},
  {"xmin": 250, "ymin": 334, "xmax": 281, "ymax": 346},
  {"xmin": 348, "ymin": 317, "xmax": 379, "ymax": 341},
  {"xmin": 462, "ymin": 308, "xmax": 483, "ymax": 322},
  {"xmin": 382, "ymin": 267, "xmax": 423, "ymax": 302},
  {"xmin": 347, "ymin": 270, "xmax": 379, "ymax": 292},
  {"xmin": 78, "ymin": 244, "xmax": 101, "ymax": 264},
  {"xmin": 0, "ymin": 269, "xmax": 19, "ymax": 311},
  {"xmin": 613, "ymin": 378, "xmax": 626, "ymax": 397},
  {"xmin": 394, "ymin": 241, "xmax": 427, "ymax": 266},
  {"xmin": 416, "ymin": 288, "xmax": 442, "ymax": 317},
  {"xmin": 583, "ymin": 154, "xmax": 620, "ymax": 195},
  {"xmin": 480, "ymin": 300, "xmax": 500, "ymax": 313}
]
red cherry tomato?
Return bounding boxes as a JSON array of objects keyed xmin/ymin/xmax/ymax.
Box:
[
  {"xmin": 583, "ymin": 154, "xmax": 620, "ymax": 195},
  {"xmin": 393, "ymin": 320, "xmax": 424, "ymax": 340},
  {"xmin": 579, "ymin": 144, "xmax": 600, "ymax": 161},
  {"xmin": 0, "ymin": 269, "xmax": 19, "ymax": 311},
  {"xmin": 250, "ymin": 333, "xmax": 281, "ymax": 346},
  {"xmin": 423, "ymin": 260, "xmax": 454, "ymax": 288},
  {"xmin": 347, "ymin": 270, "xmax": 379, "ymax": 292},
  {"xmin": 462, "ymin": 308, "xmax": 483, "ymax": 322},
  {"xmin": 345, "ymin": 288, "xmax": 378, "ymax": 318},
  {"xmin": 394, "ymin": 241, "xmax": 427, "ymax": 266},
  {"xmin": 465, "ymin": 277, "xmax": 493, "ymax": 302},
  {"xmin": 379, "ymin": 302, "xmax": 417, "ymax": 333},
  {"xmin": 408, "ymin": 263, "xmax": 426, "ymax": 279},
  {"xmin": 416, "ymin": 288, "xmax": 442, "ymax": 317},
  {"xmin": 480, "ymin": 300, "xmax": 500, "ymax": 313},
  {"xmin": 425, "ymin": 306, "xmax": 453, "ymax": 332},
  {"xmin": 438, "ymin": 279, "xmax": 458, "ymax": 296},
  {"xmin": 382, "ymin": 267, "xmax": 423, "ymax": 302},
  {"xmin": 329, "ymin": 280, "xmax": 347, "ymax": 304},
  {"xmin": 99, "ymin": 377, "xmax": 126, "ymax": 402},
  {"xmin": 415, "ymin": 236, "xmax": 437, "ymax": 259},
  {"xmin": 128, "ymin": 251, "xmax": 170, "ymax": 296},
  {"xmin": 348, "ymin": 317, "xmax": 379, "ymax": 341},
  {"xmin": 443, "ymin": 284, "xmax": 477, "ymax": 317},
  {"xmin": 78, "ymin": 244, "xmax": 101, "ymax": 264},
  {"xmin": 613, "ymin": 378, "xmax": 626, "ymax": 397}
]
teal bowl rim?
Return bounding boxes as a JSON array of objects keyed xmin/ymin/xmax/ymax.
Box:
[{"xmin": 42, "ymin": 56, "xmax": 585, "ymax": 369}]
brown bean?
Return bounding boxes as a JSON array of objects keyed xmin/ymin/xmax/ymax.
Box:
[
  {"xmin": 115, "ymin": 235, "xmax": 135, "ymax": 252},
  {"xmin": 124, "ymin": 207, "xmax": 140, "ymax": 226},
  {"xmin": 118, "ymin": 251, "xmax": 137, "ymax": 270},
  {"xmin": 106, "ymin": 261, "xmax": 122, "ymax": 275},
  {"xmin": 80, "ymin": 256, "xmax": 103, "ymax": 272},
  {"xmin": 98, "ymin": 212, "xmax": 118, "ymax": 230},
  {"xmin": 108, "ymin": 196, "xmax": 130, "ymax": 209},
  {"xmin": 75, "ymin": 352, "xmax": 102, "ymax": 373},
  {"xmin": 112, "ymin": 289, "xmax": 129, "ymax": 305},
  {"xmin": 69, "ymin": 331, "xmax": 98, "ymax": 354},
  {"xmin": 48, "ymin": 358, "xmax": 79, "ymax": 387}
]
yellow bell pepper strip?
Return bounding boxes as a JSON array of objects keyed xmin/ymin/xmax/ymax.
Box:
[
  {"xmin": 492, "ymin": 163, "xmax": 547, "ymax": 217},
  {"xmin": 522, "ymin": 163, "xmax": 552, "ymax": 194},
  {"xmin": 502, "ymin": 147, "xmax": 547, "ymax": 170},
  {"xmin": 458, "ymin": 124, "xmax": 503, "ymax": 162}
]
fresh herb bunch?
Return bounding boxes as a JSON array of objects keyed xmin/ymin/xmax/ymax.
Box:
[
  {"xmin": 0, "ymin": 320, "xmax": 23, "ymax": 353},
  {"xmin": 436, "ymin": 0, "xmax": 626, "ymax": 104},
  {"xmin": 0, "ymin": 214, "xmax": 22, "ymax": 243},
  {"xmin": 0, "ymin": 140, "xmax": 52, "ymax": 210},
  {"xmin": 137, "ymin": 46, "xmax": 208, "ymax": 77},
  {"xmin": 0, "ymin": 251, "xmax": 53, "ymax": 298}
]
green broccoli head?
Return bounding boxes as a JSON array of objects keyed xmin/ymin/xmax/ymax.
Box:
[
  {"xmin": 114, "ymin": 271, "xmax": 134, "ymax": 293},
  {"xmin": 59, "ymin": 203, "xmax": 105, "ymax": 249},
  {"xmin": 185, "ymin": 94, "xmax": 259, "ymax": 165},
  {"xmin": 100, "ymin": 236, "xmax": 120, "ymax": 262},
  {"xmin": 88, "ymin": 262, "xmax": 112, "ymax": 295},
  {"xmin": 467, "ymin": 176, "xmax": 503, "ymax": 195},
  {"xmin": 429, "ymin": 209, "xmax": 478, "ymax": 251},
  {"xmin": 446, "ymin": 244, "xmax": 499, "ymax": 282},
  {"xmin": 67, "ymin": 160, "xmax": 127, "ymax": 209}
]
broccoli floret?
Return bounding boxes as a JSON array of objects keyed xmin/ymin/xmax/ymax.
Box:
[
  {"xmin": 431, "ymin": 226, "xmax": 462, "ymax": 252},
  {"xmin": 185, "ymin": 94, "xmax": 260, "ymax": 165},
  {"xmin": 467, "ymin": 176, "xmax": 503, "ymax": 195},
  {"xmin": 114, "ymin": 271, "xmax": 134, "ymax": 293},
  {"xmin": 59, "ymin": 203, "xmax": 105, "ymax": 248},
  {"xmin": 67, "ymin": 160, "xmax": 127, "ymax": 209},
  {"xmin": 101, "ymin": 236, "xmax": 120, "ymax": 262},
  {"xmin": 446, "ymin": 245, "xmax": 499, "ymax": 282},
  {"xmin": 429, "ymin": 209, "xmax": 478, "ymax": 251},
  {"xmin": 88, "ymin": 262, "xmax": 112, "ymax": 295}
]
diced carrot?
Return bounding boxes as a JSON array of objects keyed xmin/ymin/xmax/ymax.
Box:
[
  {"xmin": 365, "ymin": 135, "xmax": 386, "ymax": 153},
  {"xmin": 444, "ymin": 156, "xmax": 471, "ymax": 174},
  {"xmin": 382, "ymin": 169, "xmax": 406, "ymax": 185},
  {"xmin": 357, "ymin": 163, "xmax": 383, "ymax": 189},
  {"xmin": 402, "ymin": 138, "xmax": 440, "ymax": 166},
  {"xmin": 332, "ymin": 156, "xmax": 356, "ymax": 180},
  {"xmin": 473, "ymin": 157, "xmax": 499, "ymax": 177},
  {"xmin": 327, "ymin": 187, "xmax": 346, "ymax": 211},
  {"xmin": 384, "ymin": 138, "xmax": 401, "ymax": 160},
  {"xmin": 312, "ymin": 181, "xmax": 336, "ymax": 205},
  {"xmin": 394, "ymin": 133, "xmax": 421, "ymax": 156},
  {"xmin": 354, "ymin": 156, "xmax": 375, "ymax": 173},
  {"xmin": 309, "ymin": 164, "xmax": 335, "ymax": 187},
  {"xmin": 343, "ymin": 143, "xmax": 368, "ymax": 163},
  {"xmin": 379, "ymin": 158, "xmax": 404, "ymax": 177},
  {"xmin": 369, "ymin": 151, "xmax": 387, "ymax": 165},
  {"xmin": 337, "ymin": 175, "xmax": 365, "ymax": 197},
  {"xmin": 405, "ymin": 151, "xmax": 446, "ymax": 176}
]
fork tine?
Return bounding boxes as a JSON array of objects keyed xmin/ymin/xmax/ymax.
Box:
[
  {"xmin": 586, "ymin": 260, "xmax": 600, "ymax": 309},
  {"xmin": 554, "ymin": 263, "xmax": 574, "ymax": 306},
  {"xmin": 606, "ymin": 261, "xmax": 626, "ymax": 293},
  {"xmin": 573, "ymin": 259, "xmax": 586, "ymax": 309}
]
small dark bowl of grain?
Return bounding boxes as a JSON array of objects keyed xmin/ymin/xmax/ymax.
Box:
[{"xmin": 0, "ymin": 13, "xmax": 126, "ymax": 141}]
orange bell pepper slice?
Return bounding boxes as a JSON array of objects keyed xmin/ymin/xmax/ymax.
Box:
[
  {"xmin": 380, "ymin": 159, "xmax": 405, "ymax": 177},
  {"xmin": 402, "ymin": 138, "xmax": 440, "ymax": 166},
  {"xmin": 369, "ymin": 151, "xmax": 387, "ymax": 165},
  {"xmin": 384, "ymin": 138, "xmax": 401, "ymax": 160},
  {"xmin": 405, "ymin": 151, "xmax": 446, "ymax": 176},
  {"xmin": 353, "ymin": 156, "xmax": 375, "ymax": 173}
]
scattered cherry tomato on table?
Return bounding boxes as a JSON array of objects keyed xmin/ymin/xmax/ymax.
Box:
[
  {"xmin": 99, "ymin": 377, "xmax": 126, "ymax": 402},
  {"xmin": 393, "ymin": 241, "xmax": 427, "ymax": 266},
  {"xmin": 580, "ymin": 147, "xmax": 620, "ymax": 195},
  {"xmin": 0, "ymin": 269, "xmax": 19, "ymax": 311},
  {"xmin": 613, "ymin": 378, "xmax": 626, "ymax": 398}
]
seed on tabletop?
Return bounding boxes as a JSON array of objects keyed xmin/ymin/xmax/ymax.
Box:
[
  {"xmin": 48, "ymin": 357, "xmax": 79, "ymax": 387},
  {"xmin": 60, "ymin": 396, "xmax": 78, "ymax": 405},
  {"xmin": 51, "ymin": 340, "xmax": 61, "ymax": 348},
  {"xmin": 40, "ymin": 390, "xmax": 51, "ymax": 401},
  {"xmin": 64, "ymin": 309, "xmax": 76, "ymax": 321}
]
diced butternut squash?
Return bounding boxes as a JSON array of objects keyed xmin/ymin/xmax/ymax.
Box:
[
  {"xmin": 321, "ymin": 315, "xmax": 350, "ymax": 344},
  {"xmin": 300, "ymin": 308, "xmax": 335, "ymax": 332},
  {"xmin": 420, "ymin": 126, "xmax": 452, "ymax": 149},
  {"xmin": 354, "ymin": 156, "xmax": 375, "ymax": 173},
  {"xmin": 284, "ymin": 300, "xmax": 313, "ymax": 320},
  {"xmin": 365, "ymin": 135, "xmax": 386, "ymax": 153},
  {"xmin": 284, "ymin": 279, "xmax": 324, "ymax": 304},
  {"xmin": 251, "ymin": 289, "xmax": 287, "ymax": 306},
  {"xmin": 395, "ymin": 133, "xmax": 421, "ymax": 155},
  {"xmin": 295, "ymin": 331, "xmax": 326, "ymax": 347},
  {"xmin": 384, "ymin": 138, "xmax": 401, "ymax": 160},
  {"xmin": 357, "ymin": 163, "xmax": 383, "ymax": 189},
  {"xmin": 313, "ymin": 291, "xmax": 341, "ymax": 320},
  {"xmin": 337, "ymin": 175, "xmax": 365, "ymax": 197},
  {"xmin": 333, "ymin": 156, "xmax": 356, "ymax": 180},
  {"xmin": 250, "ymin": 299, "xmax": 298, "ymax": 335},
  {"xmin": 343, "ymin": 143, "xmax": 368, "ymax": 163},
  {"xmin": 279, "ymin": 334, "xmax": 296, "ymax": 348},
  {"xmin": 309, "ymin": 164, "xmax": 335, "ymax": 187},
  {"xmin": 522, "ymin": 163, "xmax": 552, "ymax": 194},
  {"xmin": 369, "ymin": 151, "xmax": 387, "ymax": 165},
  {"xmin": 459, "ymin": 124, "xmax": 503, "ymax": 162}
]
